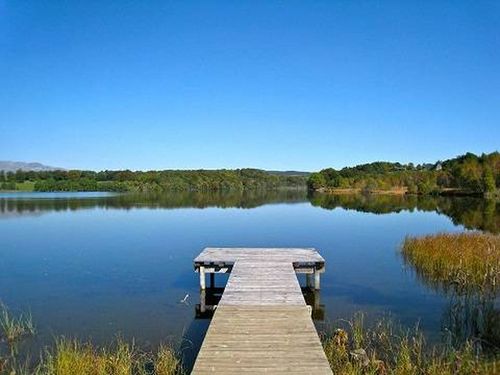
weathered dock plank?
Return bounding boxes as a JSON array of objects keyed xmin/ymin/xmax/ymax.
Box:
[{"xmin": 192, "ymin": 248, "xmax": 332, "ymax": 374}]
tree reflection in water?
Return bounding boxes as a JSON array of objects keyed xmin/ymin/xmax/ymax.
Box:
[{"xmin": 310, "ymin": 192, "xmax": 499, "ymax": 234}]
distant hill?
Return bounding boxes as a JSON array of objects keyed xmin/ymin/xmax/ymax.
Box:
[
  {"xmin": 0, "ymin": 161, "xmax": 64, "ymax": 172},
  {"xmin": 266, "ymin": 170, "xmax": 311, "ymax": 177},
  {"xmin": 0, "ymin": 163, "xmax": 309, "ymax": 176}
]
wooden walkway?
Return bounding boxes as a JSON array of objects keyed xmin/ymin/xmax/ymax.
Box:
[{"xmin": 192, "ymin": 248, "xmax": 332, "ymax": 374}]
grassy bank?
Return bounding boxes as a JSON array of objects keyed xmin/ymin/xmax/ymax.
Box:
[
  {"xmin": 0, "ymin": 181, "xmax": 35, "ymax": 192},
  {"xmin": 1, "ymin": 338, "xmax": 181, "ymax": 375},
  {"xmin": 322, "ymin": 313, "xmax": 499, "ymax": 375},
  {"xmin": 317, "ymin": 187, "xmax": 408, "ymax": 195}
]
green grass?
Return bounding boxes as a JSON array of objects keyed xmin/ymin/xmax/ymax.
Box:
[
  {"xmin": 15, "ymin": 181, "xmax": 35, "ymax": 191},
  {"xmin": 39, "ymin": 337, "xmax": 134, "ymax": 375},
  {"xmin": 401, "ymin": 232, "xmax": 500, "ymax": 294},
  {"xmin": 0, "ymin": 181, "xmax": 36, "ymax": 192},
  {"xmin": 1, "ymin": 335, "xmax": 182, "ymax": 375},
  {"xmin": 154, "ymin": 345, "xmax": 181, "ymax": 375},
  {"xmin": 322, "ymin": 313, "xmax": 500, "ymax": 375}
]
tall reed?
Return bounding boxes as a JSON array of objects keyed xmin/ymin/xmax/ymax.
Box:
[
  {"xmin": 401, "ymin": 232, "xmax": 500, "ymax": 350},
  {"xmin": 401, "ymin": 232, "xmax": 500, "ymax": 294}
]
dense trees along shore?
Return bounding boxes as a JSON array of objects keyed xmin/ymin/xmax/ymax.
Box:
[
  {"xmin": 0, "ymin": 169, "xmax": 307, "ymax": 193},
  {"xmin": 1, "ymin": 152, "xmax": 498, "ymax": 196},
  {"xmin": 307, "ymin": 152, "xmax": 499, "ymax": 197}
]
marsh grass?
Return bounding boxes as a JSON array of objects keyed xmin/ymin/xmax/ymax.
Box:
[
  {"xmin": 34, "ymin": 337, "xmax": 182, "ymax": 375},
  {"xmin": 401, "ymin": 232, "xmax": 500, "ymax": 349},
  {"xmin": 0, "ymin": 339, "xmax": 182, "ymax": 375},
  {"xmin": 154, "ymin": 345, "xmax": 181, "ymax": 375},
  {"xmin": 0, "ymin": 304, "xmax": 36, "ymax": 344},
  {"xmin": 401, "ymin": 232, "xmax": 500, "ymax": 294},
  {"xmin": 323, "ymin": 313, "xmax": 500, "ymax": 375},
  {"xmin": 0, "ymin": 302, "xmax": 182, "ymax": 375},
  {"xmin": 39, "ymin": 337, "xmax": 131, "ymax": 375}
]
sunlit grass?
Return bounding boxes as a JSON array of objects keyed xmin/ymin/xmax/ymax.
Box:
[
  {"xmin": 401, "ymin": 232, "xmax": 500, "ymax": 293},
  {"xmin": 322, "ymin": 313, "xmax": 500, "ymax": 375},
  {"xmin": 0, "ymin": 339, "xmax": 182, "ymax": 375},
  {"xmin": 154, "ymin": 345, "xmax": 181, "ymax": 375},
  {"xmin": 35, "ymin": 337, "xmax": 182, "ymax": 375},
  {"xmin": 39, "ymin": 338, "xmax": 126, "ymax": 375},
  {"xmin": 15, "ymin": 181, "xmax": 35, "ymax": 192},
  {"xmin": 0, "ymin": 304, "xmax": 36, "ymax": 344}
]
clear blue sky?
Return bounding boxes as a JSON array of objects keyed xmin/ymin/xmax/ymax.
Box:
[{"xmin": 1, "ymin": 1, "xmax": 498, "ymax": 171}]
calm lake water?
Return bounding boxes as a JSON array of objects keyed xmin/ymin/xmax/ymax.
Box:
[{"xmin": 0, "ymin": 191, "xmax": 498, "ymax": 370}]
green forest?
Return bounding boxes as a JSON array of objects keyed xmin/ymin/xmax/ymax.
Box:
[
  {"xmin": 307, "ymin": 152, "xmax": 499, "ymax": 197},
  {"xmin": 0, "ymin": 168, "xmax": 307, "ymax": 193},
  {"xmin": 1, "ymin": 152, "xmax": 499, "ymax": 196}
]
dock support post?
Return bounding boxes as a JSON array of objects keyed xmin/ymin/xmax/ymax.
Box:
[
  {"xmin": 200, "ymin": 266, "xmax": 206, "ymax": 290},
  {"xmin": 314, "ymin": 290, "xmax": 320, "ymax": 310},
  {"xmin": 306, "ymin": 274, "xmax": 313, "ymax": 289},
  {"xmin": 314, "ymin": 270, "xmax": 320, "ymax": 290},
  {"xmin": 210, "ymin": 273, "xmax": 215, "ymax": 288},
  {"xmin": 200, "ymin": 289, "xmax": 206, "ymax": 313}
]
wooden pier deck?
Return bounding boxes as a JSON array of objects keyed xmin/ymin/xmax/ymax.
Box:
[{"xmin": 192, "ymin": 247, "xmax": 332, "ymax": 374}]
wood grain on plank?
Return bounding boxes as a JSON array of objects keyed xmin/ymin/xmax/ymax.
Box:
[{"xmin": 192, "ymin": 248, "xmax": 332, "ymax": 374}]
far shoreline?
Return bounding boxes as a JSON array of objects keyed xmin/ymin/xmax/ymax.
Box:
[{"xmin": 312, "ymin": 187, "xmax": 494, "ymax": 198}]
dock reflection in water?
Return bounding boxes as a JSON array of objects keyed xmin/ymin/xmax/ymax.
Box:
[{"xmin": 195, "ymin": 280, "xmax": 326, "ymax": 321}]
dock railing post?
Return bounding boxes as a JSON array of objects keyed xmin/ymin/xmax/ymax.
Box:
[
  {"xmin": 210, "ymin": 272, "xmax": 215, "ymax": 288},
  {"xmin": 200, "ymin": 266, "xmax": 206, "ymax": 290}
]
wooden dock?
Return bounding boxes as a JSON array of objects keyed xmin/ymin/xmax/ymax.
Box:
[{"xmin": 192, "ymin": 247, "xmax": 332, "ymax": 374}]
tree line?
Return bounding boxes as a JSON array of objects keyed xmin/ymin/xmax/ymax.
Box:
[
  {"xmin": 0, "ymin": 168, "xmax": 307, "ymax": 192},
  {"xmin": 307, "ymin": 152, "xmax": 499, "ymax": 196}
]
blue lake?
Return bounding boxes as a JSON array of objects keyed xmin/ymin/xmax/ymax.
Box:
[{"xmin": 0, "ymin": 191, "xmax": 497, "ymax": 370}]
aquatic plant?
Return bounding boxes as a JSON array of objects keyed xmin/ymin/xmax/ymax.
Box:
[
  {"xmin": 0, "ymin": 304, "xmax": 36, "ymax": 344},
  {"xmin": 154, "ymin": 345, "xmax": 181, "ymax": 375},
  {"xmin": 322, "ymin": 313, "xmax": 500, "ymax": 375},
  {"xmin": 0, "ymin": 338, "xmax": 182, "ymax": 375},
  {"xmin": 35, "ymin": 337, "xmax": 182, "ymax": 375},
  {"xmin": 0, "ymin": 302, "xmax": 182, "ymax": 375},
  {"xmin": 39, "ymin": 337, "xmax": 128, "ymax": 375},
  {"xmin": 441, "ymin": 292, "xmax": 500, "ymax": 351},
  {"xmin": 401, "ymin": 232, "xmax": 500, "ymax": 294},
  {"xmin": 401, "ymin": 232, "xmax": 500, "ymax": 350}
]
